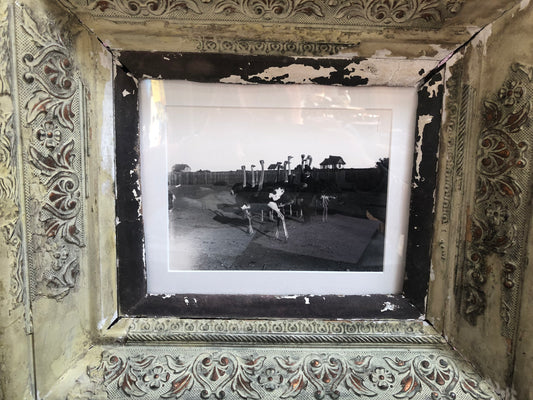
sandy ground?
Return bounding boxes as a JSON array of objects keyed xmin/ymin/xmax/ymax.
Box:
[{"xmin": 168, "ymin": 185, "xmax": 385, "ymax": 271}]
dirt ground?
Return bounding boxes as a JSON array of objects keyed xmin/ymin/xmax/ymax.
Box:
[{"xmin": 168, "ymin": 184, "xmax": 385, "ymax": 271}]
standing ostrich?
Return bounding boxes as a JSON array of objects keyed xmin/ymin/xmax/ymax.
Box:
[
  {"xmin": 286, "ymin": 156, "xmax": 294, "ymax": 183},
  {"xmin": 257, "ymin": 160, "xmax": 265, "ymax": 192},
  {"xmin": 268, "ymin": 187, "xmax": 289, "ymax": 240},
  {"xmin": 231, "ymin": 165, "xmax": 248, "ymax": 195},
  {"xmin": 250, "ymin": 164, "xmax": 256, "ymax": 188},
  {"xmin": 305, "ymin": 155, "xmax": 313, "ymax": 169},
  {"xmin": 275, "ymin": 162, "xmax": 282, "ymax": 182}
]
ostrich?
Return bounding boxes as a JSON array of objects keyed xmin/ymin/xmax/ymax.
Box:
[
  {"xmin": 319, "ymin": 194, "xmax": 336, "ymax": 222},
  {"xmin": 230, "ymin": 165, "xmax": 248, "ymax": 195},
  {"xmin": 257, "ymin": 160, "xmax": 265, "ymax": 192},
  {"xmin": 268, "ymin": 186, "xmax": 289, "ymax": 240},
  {"xmin": 305, "ymin": 155, "xmax": 313, "ymax": 169},
  {"xmin": 275, "ymin": 162, "xmax": 282, "ymax": 182},
  {"xmin": 285, "ymin": 156, "xmax": 294, "ymax": 183},
  {"xmin": 250, "ymin": 164, "xmax": 256, "ymax": 188},
  {"xmin": 234, "ymin": 184, "xmax": 290, "ymax": 240}
]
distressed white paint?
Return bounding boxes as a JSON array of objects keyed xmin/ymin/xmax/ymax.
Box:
[
  {"xmin": 380, "ymin": 301, "xmax": 398, "ymax": 312},
  {"xmin": 220, "ymin": 65, "xmax": 336, "ymax": 84},
  {"xmin": 414, "ymin": 115, "xmax": 433, "ymax": 186},
  {"xmin": 520, "ymin": 0, "xmax": 530, "ymax": 11},
  {"xmin": 345, "ymin": 59, "xmax": 438, "ymax": 87},
  {"xmin": 424, "ymin": 77, "xmax": 442, "ymax": 99}
]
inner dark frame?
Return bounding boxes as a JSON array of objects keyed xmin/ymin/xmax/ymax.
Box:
[{"xmin": 115, "ymin": 52, "xmax": 442, "ymax": 318}]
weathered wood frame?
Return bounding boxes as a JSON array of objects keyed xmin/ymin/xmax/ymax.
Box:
[{"xmin": 3, "ymin": 0, "xmax": 531, "ymax": 398}]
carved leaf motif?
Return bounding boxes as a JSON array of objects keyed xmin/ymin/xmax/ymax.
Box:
[
  {"xmin": 91, "ymin": 0, "xmax": 202, "ymax": 15},
  {"xmin": 384, "ymin": 358, "xmax": 421, "ymax": 399},
  {"xmin": 26, "ymin": 89, "xmax": 74, "ymax": 130},
  {"xmin": 21, "ymin": 7, "xmax": 51, "ymax": 48},
  {"xmin": 102, "ymin": 354, "xmax": 155, "ymax": 397},
  {"xmin": 231, "ymin": 356, "xmax": 265, "ymax": 400},
  {"xmin": 214, "ymin": 0, "xmax": 324, "ymax": 19},
  {"xmin": 483, "ymin": 100, "xmax": 501, "ymax": 127},
  {"xmin": 503, "ymin": 102, "xmax": 530, "ymax": 133},
  {"xmin": 163, "ymin": 355, "xmax": 195, "ymax": 398},
  {"xmin": 344, "ymin": 356, "xmax": 376, "ymax": 396},
  {"xmin": 275, "ymin": 356, "xmax": 307, "ymax": 398},
  {"xmin": 170, "ymin": 0, "xmax": 202, "ymax": 13},
  {"xmin": 29, "ymin": 139, "xmax": 75, "ymax": 176},
  {"xmin": 459, "ymin": 374, "xmax": 493, "ymax": 400},
  {"xmin": 335, "ymin": 0, "xmax": 441, "ymax": 24},
  {"xmin": 414, "ymin": 356, "xmax": 457, "ymax": 395},
  {"xmin": 29, "ymin": 140, "xmax": 82, "ymax": 245},
  {"xmin": 45, "ymin": 257, "xmax": 79, "ymax": 299}
]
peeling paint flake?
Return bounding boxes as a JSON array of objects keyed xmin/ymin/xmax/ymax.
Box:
[
  {"xmin": 122, "ymin": 89, "xmax": 131, "ymax": 97},
  {"xmin": 425, "ymin": 78, "xmax": 442, "ymax": 98},
  {"xmin": 414, "ymin": 115, "xmax": 433, "ymax": 185},
  {"xmin": 380, "ymin": 301, "xmax": 398, "ymax": 312},
  {"xmin": 520, "ymin": 0, "xmax": 530, "ymax": 10},
  {"xmin": 346, "ymin": 59, "xmax": 437, "ymax": 87},
  {"xmin": 251, "ymin": 65, "xmax": 336, "ymax": 84}
]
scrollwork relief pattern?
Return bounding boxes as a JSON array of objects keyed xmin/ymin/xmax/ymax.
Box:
[
  {"xmin": 127, "ymin": 318, "xmax": 445, "ymax": 344},
  {"xmin": 61, "ymin": 0, "xmax": 464, "ymax": 27},
  {"xmin": 462, "ymin": 63, "xmax": 533, "ymax": 338},
  {"xmin": 91, "ymin": 349, "xmax": 497, "ymax": 399},
  {"xmin": 195, "ymin": 38, "xmax": 351, "ymax": 56},
  {"xmin": 15, "ymin": 5, "xmax": 86, "ymax": 300}
]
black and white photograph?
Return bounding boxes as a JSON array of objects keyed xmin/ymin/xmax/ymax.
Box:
[
  {"xmin": 140, "ymin": 81, "xmax": 416, "ymax": 294},
  {"xmin": 161, "ymin": 86, "xmax": 393, "ymax": 272}
]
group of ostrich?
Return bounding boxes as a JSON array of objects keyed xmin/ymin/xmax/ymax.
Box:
[{"xmin": 231, "ymin": 154, "xmax": 335, "ymax": 241}]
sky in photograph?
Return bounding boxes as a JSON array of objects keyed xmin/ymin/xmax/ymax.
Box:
[
  {"xmin": 164, "ymin": 106, "xmax": 391, "ymax": 172},
  {"xmin": 140, "ymin": 80, "xmax": 393, "ymax": 172}
]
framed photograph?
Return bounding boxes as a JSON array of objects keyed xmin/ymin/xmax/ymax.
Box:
[{"xmin": 139, "ymin": 80, "xmax": 417, "ymax": 295}]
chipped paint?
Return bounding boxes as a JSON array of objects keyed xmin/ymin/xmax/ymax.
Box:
[
  {"xmin": 122, "ymin": 89, "xmax": 131, "ymax": 97},
  {"xmin": 220, "ymin": 64, "xmax": 336, "ymax": 84},
  {"xmin": 414, "ymin": 115, "xmax": 433, "ymax": 186},
  {"xmin": 380, "ymin": 301, "xmax": 398, "ymax": 312},
  {"xmin": 345, "ymin": 59, "xmax": 438, "ymax": 86},
  {"xmin": 424, "ymin": 77, "xmax": 442, "ymax": 98},
  {"xmin": 520, "ymin": 0, "xmax": 530, "ymax": 10}
]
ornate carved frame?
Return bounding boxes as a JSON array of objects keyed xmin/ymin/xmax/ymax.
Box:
[{"xmin": 3, "ymin": 0, "xmax": 529, "ymax": 399}]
